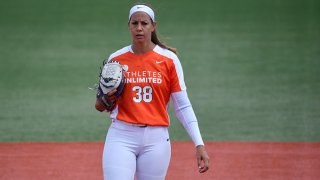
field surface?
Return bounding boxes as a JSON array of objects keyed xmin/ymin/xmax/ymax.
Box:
[
  {"xmin": 1, "ymin": 142, "xmax": 320, "ymax": 180},
  {"xmin": 0, "ymin": 0, "xmax": 319, "ymax": 179}
]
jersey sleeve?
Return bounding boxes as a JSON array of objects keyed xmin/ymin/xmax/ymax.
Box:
[{"xmin": 170, "ymin": 53, "xmax": 187, "ymax": 93}]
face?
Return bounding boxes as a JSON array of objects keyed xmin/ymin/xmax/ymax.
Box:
[{"xmin": 128, "ymin": 12, "xmax": 156, "ymax": 43}]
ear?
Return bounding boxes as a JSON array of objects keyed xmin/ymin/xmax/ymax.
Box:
[{"xmin": 152, "ymin": 21, "xmax": 157, "ymax": 32}]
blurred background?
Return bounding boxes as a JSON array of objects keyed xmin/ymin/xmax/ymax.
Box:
[{"xmin": 0, "ymin": 0, "xmax": 319, "ymax": 142}]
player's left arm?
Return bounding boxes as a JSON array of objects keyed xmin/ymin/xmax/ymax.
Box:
[
  {"xmin": 169, "ymin": 51, "xmax": 209, "ymax": 173},
  {"xmin": 171, "ymin": 90, "xmax": 210, "ymax": 173}
]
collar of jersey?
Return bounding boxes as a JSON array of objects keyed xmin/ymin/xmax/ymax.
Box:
[{"xmin": 128, "ymin": 45, "xmax": 159, "ymax": 55}]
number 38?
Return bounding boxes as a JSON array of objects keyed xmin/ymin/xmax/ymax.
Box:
[{"xmin": 132, "ymin": 86, "xmax": 153, "ymax": 103}]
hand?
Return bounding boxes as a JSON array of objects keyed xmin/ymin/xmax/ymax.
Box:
[
  {"xmin": 95, "ymin": 88, "xmax": 118, "ymax": 112},
  {"xmin": 104, "ymin": 89, "xmax": 117, "ymax": 103},
  {"xmin": 196, "ymin": 145, "xmax": 210, "ymax": 173}
]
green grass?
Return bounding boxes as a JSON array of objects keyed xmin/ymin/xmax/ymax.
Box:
[{"xmin": 0, "ymin": 0, "xmax": 319, "ymax": 142}]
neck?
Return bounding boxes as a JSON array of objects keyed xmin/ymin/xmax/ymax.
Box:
[{"xmin": 131, "ymin": 42, "xmax": 156, "ymax": 55}]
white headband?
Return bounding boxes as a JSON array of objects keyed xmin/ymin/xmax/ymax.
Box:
[{"xmin": 129, "ymin": 5, "xmax": 155, "ymax": 22}]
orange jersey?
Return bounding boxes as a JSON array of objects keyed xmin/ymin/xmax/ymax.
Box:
[{"xmin": 107, "ymin": 45, "xmax": 186, "ymax": 126}]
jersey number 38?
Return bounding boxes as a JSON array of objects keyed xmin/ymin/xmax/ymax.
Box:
[{"xmin": 132, "ymin": 86, "xmax": 153, "ymax": 103}]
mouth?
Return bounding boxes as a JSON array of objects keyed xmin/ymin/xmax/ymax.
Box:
[{"xmin": 136, "ymin": 34, "xmax": 144, "ymax": 39}]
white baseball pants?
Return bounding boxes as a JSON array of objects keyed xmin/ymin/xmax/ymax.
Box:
[{"xmin": 102, "ymin": 119, "xmax": 171, "ymax": 180}]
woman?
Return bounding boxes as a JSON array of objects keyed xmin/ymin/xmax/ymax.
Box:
[{"xmin": 95, "ymin": 4, "xmax": 210, "ymax": 180}]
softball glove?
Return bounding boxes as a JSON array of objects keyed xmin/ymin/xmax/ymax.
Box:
[{"xmin": 96, "ymin": 61, "xmax": 126, "ymax": 111}]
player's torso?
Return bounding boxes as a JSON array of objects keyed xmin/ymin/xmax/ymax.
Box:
[{"xmin": 111, "ymin": 48, "xmax": 174, "ymax": 126}]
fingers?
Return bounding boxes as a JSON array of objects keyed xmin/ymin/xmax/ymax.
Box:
[
  {"xmin": 107, "ymin": 94, "xmax": 117, "ymax": 103},
  {"xmin": 107, "ymin": 89, "xmax": 117, "ymax": 96},
  {"xmin": 106, "ymin": 89, "xmax": 117, "ymax": 103},
  {"xmin": 198, "ymin": 154, "xmax": 209, "ymax": 173},
  {"xmin": 198, "ymin": 157, "xmax": 210, "ymax": 173},
  {"xmin": 196, "ymin": 145, "xmax": 210, "ymax": 173}
]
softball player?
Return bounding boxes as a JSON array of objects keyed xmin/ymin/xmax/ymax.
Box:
[{"xmin": 95, "ymin": 4, "xmax": 210, "ymax": 180}]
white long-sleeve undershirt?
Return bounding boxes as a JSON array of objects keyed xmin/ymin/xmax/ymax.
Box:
[{"xmin": 171, "ymin": 90, "xmax": 204, "ymax": 147}]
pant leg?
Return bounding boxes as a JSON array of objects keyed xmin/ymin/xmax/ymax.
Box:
[
  {"xmin": 102, "ymin": 123, "xmax": 141, "ymax": 180},
  {"xmin": 136, "ymin": 126, "xmax": 171, "ymax": 180}
]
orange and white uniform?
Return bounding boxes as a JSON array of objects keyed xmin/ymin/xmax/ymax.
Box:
[
  {"xmin": 102, "ymin": 45, "xmax": 204, "ymax": 180},
  {"xmin": 108, "ymin": 45, "xmax": 185, "ymax": 126}
]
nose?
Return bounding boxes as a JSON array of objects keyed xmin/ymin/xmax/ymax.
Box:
[{"xmin": 136, "ymin": 23, "xmax": 142, "ymax": 31}]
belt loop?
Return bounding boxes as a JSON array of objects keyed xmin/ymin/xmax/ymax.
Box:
[{"xmin": 138, "ymin": 125, "xmax": 148, "ymax": 128}]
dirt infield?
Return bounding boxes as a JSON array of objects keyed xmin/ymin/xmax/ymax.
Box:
[{"xmin": 1, "ymin": 142, "xmax": 319, "ymax": 180}]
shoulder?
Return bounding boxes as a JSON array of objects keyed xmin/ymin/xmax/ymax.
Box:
[
  {"xmin": 153, "ymin": 45, "xmax": 179, "ymax": 61},
  {"xmin": 153, "ymin": 46, "xmax": 182, "ymax": 70},
  {"xmin": 154, "ymin": 46, "xmax": 183, "ymax": 69},
  {"xmin": 106, "ymin": 45, "xmax": 131, "ymax": 62}
]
